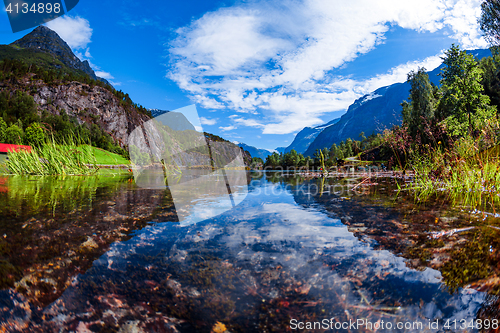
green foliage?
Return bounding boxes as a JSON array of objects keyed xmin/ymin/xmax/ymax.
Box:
[
  {"xmin": 402, "ymin": 68, "xmax": 437, "ymax": 138},
  {"xmin": 4, "ymin": 124, "xmax": 23, "ymax": 144},
  {"xmin": 0, "ymin": 90, "xmax": 38, "ymax": 126},
  {"xmin": 129, "ymin": 145, "xmax": 152, "ymax": 166},
  {"xmin": 0, "ymin": 117, "xmax": 6, "ymax": 142},
  {"xmin": 410, "ymin": 118, "xmax": 500, "ymax": 209},
  {"xmin": 24, "ymin": 122, "xmax": 44, "ymax": 147},
  {"xmin": 438, "ymin": 44, "xmax": 497, "ymax": 136},
  {"xmin": 282, "ymin": 149, "xmax": 304, "ymax": 168},
  {"xmin": 251, "ymin": 157, "xmax": 263, "ymax": 166},
  {"xmin": 479, "ymin": 0, "xmax": 500, "ymax": 47},
  {"xmin": 204, "ymin": 132, "xmax": 231, "ymax": 143},
  {"xmin": 266, "ymin": 131, "xmax": 383, "ymax": 169},
  {"xmin": 264, "ymin": 152, "xmax": 282, "ymax": 168},
  {"xmin": 479, "ymin": 55, "xmax": 500, "ymax": 107},
  {"xmin": 5, "ymin": 137, "xmax": 98, "ymax": 175}
]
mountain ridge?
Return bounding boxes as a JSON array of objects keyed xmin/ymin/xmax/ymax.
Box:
[
  {"xmin": 11, "ymin": 26, "xmax": 110, "ymax": 86},
  {"xmin": 284, "ymin": 117, "xmax": 340, "ymax": 154},
  {"xmin": 303, "ymin": 48, "xmax": 493, "ymax": 156},
  {"xmin": 0, "ymin": 26, "xmax": 252, "ymax": 166},
  {"xmin": 237, "ymin": 143, "xmax": 272, "ymax": 160}
]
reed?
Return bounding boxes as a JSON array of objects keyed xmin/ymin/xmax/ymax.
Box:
[
  {"xmin": 410, "ymin": 136, "xmax": 500, "ymax": 210},
  {"xmin": 4, "ymin": 136, "xmax": 98, "ymax": 175}
]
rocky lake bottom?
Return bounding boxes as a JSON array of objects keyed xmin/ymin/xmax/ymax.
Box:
[{"xmin": 0, "ymin": 171, "xmax": 499, "ymax": 332}]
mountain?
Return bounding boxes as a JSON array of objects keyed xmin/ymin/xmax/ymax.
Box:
[
  {"xmin": 304, "ymin": 48, "xmax": 493, "ymax": 156},
  {"xmin": 149, "ymin": 109, "xmax": 195, "ymax": 131},
  {"xmin": 237, "ymin": 143, "xmax": 272, "ymax": 160},
  {"xmin": 275, "ymin": 147, "xmax": 286, "ymax": 154},
  {"xmin": 284, "ymin": 117, "xmax": 340, "ymax": 154},
  {"xmin": 0, "ymin": 26, "xmax": 251, "ymax": 166},
  {"xmin": 10, "ymin": 26, "xmax": 110, "ymax": 86}
]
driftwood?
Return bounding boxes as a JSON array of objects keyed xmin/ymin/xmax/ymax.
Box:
[{"xmin": 429, "ymin": 225, "xmax": 500, "ymax": 239}]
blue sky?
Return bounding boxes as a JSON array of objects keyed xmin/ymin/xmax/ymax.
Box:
[{"xmin": 0, "ymin": 0, "xmax": 489, "ymax": 150}]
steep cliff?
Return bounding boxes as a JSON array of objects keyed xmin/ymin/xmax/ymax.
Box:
[{"xmin": 0, "ymin": 63, "xmax": 149, "ymax": 149}]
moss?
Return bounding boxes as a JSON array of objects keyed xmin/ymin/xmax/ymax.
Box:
[{"xmin": 441, "ymin": 234, "xmax": 491, "ymax": 293}]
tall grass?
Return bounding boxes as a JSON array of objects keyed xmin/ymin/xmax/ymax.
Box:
[
  {"xmin": 3, "ymin": 136, "xmax": 98, "ymax": 175},
  {"xmin": 411, "ymin": 135, "xmax": 500, "ymax": 210}
]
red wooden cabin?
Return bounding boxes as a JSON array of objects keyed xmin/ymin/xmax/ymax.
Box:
[{"xmin": 0, "ymin": 143, "xmax": 32, "ymax": 154}]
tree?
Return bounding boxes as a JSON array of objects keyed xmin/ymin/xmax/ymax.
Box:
[
  {"xmin": 479, "ymin": 55, "xmax": 500, "ymax": 107},
  {"xmin": 0, "ymin": 117, "xmax": 6, "ymax": 143},
  {"xmin": 438, "ymin": 44, "xmax": 497, "ymax": 136},
  {"xmin": 24, "ymin": 122, "xmax": 45, "ymax": 147},
  {"xmin": 264, "ymin": 152, "xmax": 282, "ymax": 168},
  {"xmin": 251, "ymin": 157, "xmax": 264, "ymax": 169},
  {"xmin": 479, "ymin": 0, "xmax": 500, "ymax": 46},
  {"xmin": 4, "ymin": 124, "xmax": 23, "ymax": 144},
  {"xmin": 344, "ymin": 138, "xmax": 353, "ymax": 157},
  {"xmin": 402, "ymin": 68, "xmax": 436, "ymax": 137},
  {"xmin": 283, "ymin": 149, "xmax": 300, "ymax": 168}
]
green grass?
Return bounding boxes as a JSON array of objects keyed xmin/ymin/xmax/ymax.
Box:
[
  {"xmin": 410, "ymin": 138, "xmax": 500, "ymax": 209},
  {"xmin": 77, "ymin": 145, "xmax": 130, "ymax": 165},
  {"xmin": 1, "ymin": 137, "xmax": 130, "ymax": 175},
  {"xmin": 4, "ymin": 138, "xmax": 98, "ymax": 175}
]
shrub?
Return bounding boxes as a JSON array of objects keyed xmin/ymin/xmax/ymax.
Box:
[
  {"xmin": 0, "ymin": 117, "xmax": 6, "ymax": 142},
  {"xmin": 24, "ymin": 122, "xmax": 45, "ymax": 147},
  {"xmin": 4, "ymin": 124, "xmax": 23, "ymax": 144}
]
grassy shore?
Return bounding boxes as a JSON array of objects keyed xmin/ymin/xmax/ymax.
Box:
[
  {"xmin": 410, "ymin": 138, "xmax": 500, "ymax": 209},
  {"xmin": 1, "ymin": 141, "xmax": 130, "ymax": 176},
  {"xmin": 81, "ymin": 145, "xmax": 130, "ymax": 165}
]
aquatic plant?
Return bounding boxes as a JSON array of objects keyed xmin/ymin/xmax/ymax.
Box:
[
  {"xmin": 410, "ymin": 128, "xmax": 500, "ymax": 209},
  {"xmin": 4, "ymin": 136, "xmax": 98, "ymax": 175}
]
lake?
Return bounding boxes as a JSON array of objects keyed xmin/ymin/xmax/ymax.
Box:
[{"xmin": 0, "ymin": 170, "xmax": 499, "ymax": 332}]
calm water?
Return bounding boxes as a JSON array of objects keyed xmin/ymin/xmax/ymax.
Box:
[{"xmin": 0, "ymin": 171, "xmax": 499, "ymax": 332}]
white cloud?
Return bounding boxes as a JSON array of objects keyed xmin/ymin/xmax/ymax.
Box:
[
  {"xmin": 443, "ymin": 0, "xmax": 489, "ymax": 49},
  {"xmin": 46, "ymin": 16, "xmax": 92, "ymax": 49},
  {"xmin": 95, "ymin": 71, "xmax": 115, "ymax": 80},
  {"xmin": 46, "ymin": 16, "xmax": 120, "ymax": 86},
  {"xmin": 354, "ymin": 54, "xmax": 445, "ymax": 93},
  {"xmin": 232, "ymin": 117, "xmax": 265, "ymax": 128},
  {"xmin": 169, "ymin": 0, "xmax": 488, "ymax": 134},
  {"xmin": 200, "ymin": 117, "xmax": 217, "ymax": 125},
  {"xmin": 219, "ymin": 125, "xmax": 236, "ymax": 131}
]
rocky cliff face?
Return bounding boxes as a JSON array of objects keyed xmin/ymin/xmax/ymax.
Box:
[
  {"xmin": 2, "ymin": 26, "xmax": 251, "ymax": 165},
  {"xmin": 4, "ymin": 75, "xmax": 149, "ymax": 148},
  {"xmin": 129, "ymin": 117, "xmax": 251, "ymax": 168}
]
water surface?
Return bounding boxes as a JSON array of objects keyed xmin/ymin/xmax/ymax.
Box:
[{"xmin": 0, "ymin": 171, "xmax": 499, "ymax": 332}]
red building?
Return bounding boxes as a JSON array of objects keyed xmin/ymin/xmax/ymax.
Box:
[
  {"xmin": 0, "ymin": 144, "xmax": 32, "ymax": 153},
  {"xmin": 0, "ymin": 144, "xmax": 32, "ymax": 164}
]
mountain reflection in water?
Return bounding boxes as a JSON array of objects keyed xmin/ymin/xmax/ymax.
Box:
[{"xmin": 0, "ymin": 171, "xmax": 498, "ymax": 332}]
